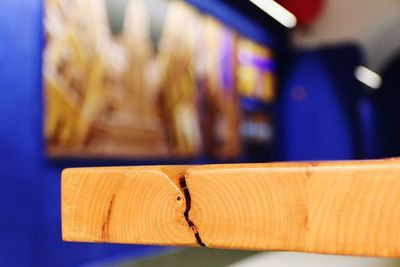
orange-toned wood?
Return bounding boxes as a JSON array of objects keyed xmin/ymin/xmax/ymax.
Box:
[
  {"xmin": 62, "ymin": 166, "xmax": 197, "ymax": 246},
  {"xmin": 62, "ymin": 159, "xmax": 400, "ymax": 257}
]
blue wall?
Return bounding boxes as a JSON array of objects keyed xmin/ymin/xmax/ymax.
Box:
[
  {"xmin": 0, "ymin": 0, "xmax": 168, "ymax": 266},
  {"xmin": 0, "ymin": 0, "xmax": 43, "ymax": 265},
  {"xmin": 0, "ymin": 0, "xmax": 285, "ymax": 266},
  {"xmin": 0, "ymin": 0, "xmax": 374, "ymax": 265}
]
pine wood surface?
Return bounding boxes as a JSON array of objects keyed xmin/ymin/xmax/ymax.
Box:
[{"xmin": 62, "ymin": 159, "xmax": 400, "ymax": 257}]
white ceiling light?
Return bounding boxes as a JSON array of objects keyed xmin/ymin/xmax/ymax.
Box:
[
  {"xmin": 248, "ymin": 0, "xmax": 297, "ymax": 28},
  {"xmin": 354, "ymin": 65, "xmax": 382, "ymax": 89}
]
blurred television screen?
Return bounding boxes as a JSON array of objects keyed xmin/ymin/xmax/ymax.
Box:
[{"xmin": 43, "ymin": 0, "xmax": 276, "ymax": 160}]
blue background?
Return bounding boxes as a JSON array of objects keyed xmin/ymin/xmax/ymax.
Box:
[{"xmin": 0, "ymin": 0, "xmax": 380, "ymax": 266}]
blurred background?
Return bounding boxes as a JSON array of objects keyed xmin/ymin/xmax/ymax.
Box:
[{"xmin": 1, "ymin": 0, "xmax": 400, "ymax": 266}]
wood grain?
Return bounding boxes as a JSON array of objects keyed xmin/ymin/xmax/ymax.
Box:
[
  {"xmin": 62, "ymin": 166, "xmax": 198, "ymax": 246},
  {"xmin": 62, "ymin": 159, "xmax": 400, "ymax": 257}
]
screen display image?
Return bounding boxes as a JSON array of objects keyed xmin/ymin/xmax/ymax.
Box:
[{"xmin": 44, "ymin": 0, "xmax": 276, "ymax": 159}]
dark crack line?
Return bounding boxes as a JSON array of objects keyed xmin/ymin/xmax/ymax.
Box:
[
  {"xmin": 102, "ymin": 193, "xmax": 115, "ymax": 241},
  {"xmin": 179, "ymin": 177, "xmax": 205, "ymax": 247}
]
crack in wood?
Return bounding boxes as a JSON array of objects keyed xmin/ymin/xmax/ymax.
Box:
[
  {"xmin": 179, "ymin": 177, "xmax": 205, "ymax": 247},
  {"xmin": 102, "ymin": 193, "xmax": 115, "ymax": 241}
]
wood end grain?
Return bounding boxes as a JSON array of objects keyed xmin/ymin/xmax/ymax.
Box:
[{"xmin": 61, "ymin": 166, "xmax": 199, "ymax": 246}]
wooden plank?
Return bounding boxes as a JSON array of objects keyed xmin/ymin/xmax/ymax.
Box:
[
  {"xmin": 62, "ymin": 159, "xmax": 400, "ymax": 257},
  {"xmin": 62, "ymin": 166, "xmax": 197, "ymax": 246}
]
